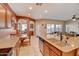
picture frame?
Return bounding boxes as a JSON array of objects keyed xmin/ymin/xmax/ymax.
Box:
[{"xmin": 30, "ymin": 24, "xmax": 33, "ymax": 29}]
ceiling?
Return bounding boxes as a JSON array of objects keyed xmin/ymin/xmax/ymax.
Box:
[
  {"xmin": 8, "ymin": 3, "xmax": 79, "ymax": 21},
  {"xmin": 0, "ymin": 5, "xmax": 5, "ymax": 12}
]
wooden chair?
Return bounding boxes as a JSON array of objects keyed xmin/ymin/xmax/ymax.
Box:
[
  {"xmin": 10, "ymin": 32, "xmax": 17, "ymax": 38},
  {"xmin": 19, "ymin": 34, "xmax": 30, "ymax": 46}
]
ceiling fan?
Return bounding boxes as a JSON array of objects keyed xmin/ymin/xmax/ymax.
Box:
[
  {"xmin": 36, "ymin": 3, "xmax": 43, "ymax": 6},
  {"xmin": 71, "ymin": 15, "xmax": 79, "ymax": 21}
]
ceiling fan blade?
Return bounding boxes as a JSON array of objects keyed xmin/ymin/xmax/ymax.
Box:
[
  {"xmin": 76, "ymin": 18, "xmax": 79, "ymax": 20},
  {"xmin": 72, "ymin": 15, "xmax": 76, "ymax": 19}
]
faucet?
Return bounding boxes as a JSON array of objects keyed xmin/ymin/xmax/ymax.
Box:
[{"xmin": 60, "ymin": 33, "xmax": 63, "ymax": 41}]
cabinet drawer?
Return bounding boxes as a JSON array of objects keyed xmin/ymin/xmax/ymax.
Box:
[{"xmin": 49, "ymin": 44, "xmax": 61, "ymax": 56}]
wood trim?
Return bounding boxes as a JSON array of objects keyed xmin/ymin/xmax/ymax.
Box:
[
  {"xmin": 1, "ymin": 3, "xmax": 35, "ymax": 22},
  {"xmin": 0, "ymin": 3, "xmax": 16, "ymax": 16},
  {"xmin": 16, "ymin": 16, "xmax": 35, "ymax": 22},
  {"xmin": 0, "ymin": 3, "xmax": 35, "ymax": 36},
  {"xmin": 16, "ymin": 15, "xmax": 35, "ymax": 36},
  {"xmin": 15, "ymin": 16, "xmax": 19, "ymax": 35},
  {"xmin": 5, "ymin": 8, "xmax": 8, "ymax": 28},
  {"xmin": 27, "ymin": 18, "xmax": 30, "ymax": 36},
  {"xmin": 0, "ymin": 3, "xmax": 17, "ymax": 28}
]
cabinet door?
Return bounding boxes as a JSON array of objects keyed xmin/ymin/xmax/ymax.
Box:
[
  {"xmin": 43, "ymin": 42, "xmax": 49, "ymax": 56},
  {"xmin": 49, "ymin": 44, "xmax": 61, "ymax": 56},
  {"xmin": 0, "ymin": 5, "xmax": 5, "ymax": 28},
  {"xmin": 39, "ymin": 39, "xmax": 43, "ymax": 54},
  {"xmin": 76, "ymin": 48, "xmax": 79, "ymax": 56},
  {"xmin": 49, "ymin": 49, "xmax": 57, "ymax": 56}
]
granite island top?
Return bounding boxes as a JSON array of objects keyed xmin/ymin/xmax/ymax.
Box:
[
  {"xmin": 0, "ymin": 36, "xmax": 19, "ymax": 49},
  {"xmin": 38, "ymin": 34, "xmax": 79, "ymax": 53}
]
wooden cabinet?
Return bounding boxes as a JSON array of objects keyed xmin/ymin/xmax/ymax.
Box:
[
  {"xmin": 43, "ymin": 41, "xmax": 49, "ymax": 56},
  {"xmin": 76, "ymin": 48, "xmax": 79, "ymax": 56},
  {"xmin": 39, "ymin": 36, "xmax": 77, "ymax": 56},
  {"xmin": 0, "ymin": 5, "xmax": 6, "ymax": 28},
  {"xmin": 49, "ymin": 49, "xmax": 57, "ymax": 56},
  {"xmin": 39, "ymin": 37, "xmax": 61, "ymax": 56},
  {"xmin": 39, "ymin": 37, "xmax": 44, "ymax": 55},
  {"xmin": 49, "ymin": 44, "xmax": 61, "ymax": 56},
  {"xmin": 43, "ymin": 41, "xmax": 61, "ymax": 56}
]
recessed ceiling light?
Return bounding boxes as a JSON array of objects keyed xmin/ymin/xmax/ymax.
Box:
[
  {"xmin": 44, "ymin": 10, "xmax": 48, "ymax": 13},
  {"xmin": 29, "ymin": 7, "xmax": 32, "ymax": 10}
]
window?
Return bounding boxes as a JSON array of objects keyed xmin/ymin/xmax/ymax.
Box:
[
  {"xmin": 56, "ymin": 24, "xmax": 62, "ymax": 32},
  {"xmin": 47, "ymin": 24, "xmax": 62, "ymax": 34},
  {"xmin": 47, "ymin": 24, "xmax": 51, "ymax": 34},
  {"xmin": 47, "ymin": 24, "xmax": 54, "ymax": 34},
  {"xmin": 18, "ymin": 23, "xmax": 27, "ymax": 34},
  {"xmin": 50, "ymin": 24, "xmax": 54, "ymax": 33},
  {"xmin": 22, "ymin": 24, "xmax": 27, "ymax": 31}
]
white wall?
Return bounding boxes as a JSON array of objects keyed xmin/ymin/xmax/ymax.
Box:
[{"xmin": 35, "ymin": 19, "xmax": 65, "ymax": 37}]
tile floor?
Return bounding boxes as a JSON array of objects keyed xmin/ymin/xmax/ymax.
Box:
[{"xmin": 19, "ymin": 36, "xmax": 42, "ymax": 56}]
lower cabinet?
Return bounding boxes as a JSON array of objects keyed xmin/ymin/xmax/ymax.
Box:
[
  {"xmin": 49, "ymin": 44, "xmax": 61, "ymax": 56},
  {"xmin": 43, "ymin": 41, "xmax": 49, "ymax": 56},
  {"xmin": 39, "ymin": 37, "xmax": 44, "ymax": 55},
  {"xmin": 39, "ymin": 37, "xmax": 77, "ymax": 56},
  {"xmin": 76, "ymin": 48, "xmax": 79, "ymax": 56},
  {"xmin": 49, "ymin": 49, "xmax": 57, "ymax": 56},
  {"xmin": 43, "ymin": 41, "xmax": 61, "ymax": 56}
]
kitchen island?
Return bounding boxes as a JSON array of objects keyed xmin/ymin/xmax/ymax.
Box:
[
  {"xmin": 0, "ymin": 36, "xmax": 20, "ymax": 56},
  {"xmin": 38, "ymin": 34, "xmax": 79, "ymax": 56}
]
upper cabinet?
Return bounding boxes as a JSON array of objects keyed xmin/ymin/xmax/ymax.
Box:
[
  {"xmin": 7, "ymin": 9, "xmax": 12, "ymax": 28},
  {"xmin": 0, "ymin": 4, "xmax": 16, "ymax": 29},
  {"xmin": 0, "ymin": 5, "xmax": 6, "ymax": 28}
]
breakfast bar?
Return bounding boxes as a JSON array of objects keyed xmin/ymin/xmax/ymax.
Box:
[{"xmin": 38, "ymin": 35, "xmax": 79, "ymax": 56}]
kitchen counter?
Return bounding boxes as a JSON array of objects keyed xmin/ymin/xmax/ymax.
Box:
[
  {"xmin": 0, "ymin": 36, "xmax": 20, "ymax": 56},
  {"xmin": 38, "ymin": 34, "xmax": 79, "ymax": 56},
  {"xmin": 39, "ymin": 34, "xmax": 79, "ymax": 52},
  {"xmin": 0, "ymin": 36, "xmax": 19, "ymax": 49}
]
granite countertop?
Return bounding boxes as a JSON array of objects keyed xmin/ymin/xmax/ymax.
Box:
[
  {"xmin": 0, "ymin": 36, "xmax": 19, "ymax": 49},
  {"xmin": 39, "ymin": 34, "xmax": 79, "ymax": 53}
]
